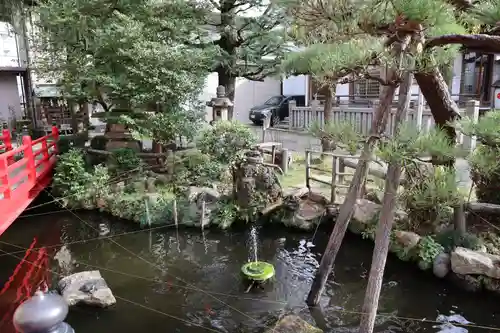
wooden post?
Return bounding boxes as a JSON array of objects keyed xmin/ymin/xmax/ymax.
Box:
[
  {"xmin": 338, "ymin": 158, "xmax": 345, "ymax": 185},
  {"xmin": 416, "ymin": 89, "xmax": 424, "ymax": 130},
  {"xmin": 306, "ymin": 67, "xmax": 400, "ymax": 306},
  {"xmin": 310, "ymin": 99, "xmax": 320, "ymax": 127},
  {"xmin": 173, "ymin": 199, "xmax": 178, "ymax": 228},
  {"xmin": 330, "ymin": 156, "xmax": 337, "ymax": 204},
  {"xmin": 0, "ymin": 158, "xmax": 11, "ymax": 199},
  {"xmin": 453, "ymin": 202, "xmax": 466, "ymax": 236},
  {"xmin": 271, "ymin": 144, "xmax": 276, "ymax": 164},
  {"xmin": 288, "ymin": 100, "xmax": 296, "ymax": 130},
  {"xmin": 262, "ymin": 115, "xmax": 271, "ymax": 143},
  {"xmin": 200, "ymin": 199, "xmax": 206, "ymax": 231},
  {"xmin": 280, "ymin": 148, "xmax": 289, "ymax": 174},
  {"xmin": 22, "ymin": 135, "xmax": 36, "ymax": 184},
  {"xmin": 305, "ymin": 150, "xmax": 311, "ymax": 190},
  {"xmin": 358, "ymin": 69, "xmax": 412, "ymax": 333},
  {"xmin": 462, "ymin": 100, "xmax": 479, "ymax": 152}
]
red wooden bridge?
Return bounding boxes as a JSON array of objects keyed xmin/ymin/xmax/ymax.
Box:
[{"xmin": 0, "ymin": 126, "xmax": 59, "ymax": 236}]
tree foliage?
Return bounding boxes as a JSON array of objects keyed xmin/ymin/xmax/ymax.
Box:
[
  {"xmin": 33, "ymin": 0, "xmax": 217, "ymax": 111},
  {"xmin": 196, "ymin": 120, "xmax": 257, "ymax": 164},
  {"xmin": 121, "ymin": 102, "xmax": 206, "ymax": 146},
  {"xmin": 460, "ymin": 109, "xmax": 500, "ymax": 204},
  {"xmin": 202, "ymin": 0, "xmax": 291, "ymax": 81},
  {"xmin": 281, "ymin": 0, "xmax": 469, "ymax": 87}
]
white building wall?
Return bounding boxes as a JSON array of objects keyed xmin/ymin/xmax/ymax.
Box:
[
  {"xmin": 202, "ymin": 72, "xmax": 281, "ymax": 123},
  {"xmin": 0, "ymin": 21, "xmax": 24, "ymax": 122},
  {"xmin": 282, "ymin": 75, "xmax": 307, "ymax": 96},
  {"xmin": 0, "ymin": 72, "xmax": 23, "ymax": 122},
  {"xmin": 292, "ymin": 53, "xmax": 465, "ymax": 103}
]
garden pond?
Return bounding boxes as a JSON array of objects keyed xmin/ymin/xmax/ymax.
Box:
[{"xmin": 0, "ymin": 208, "xmax": 499, "ymax": 333}]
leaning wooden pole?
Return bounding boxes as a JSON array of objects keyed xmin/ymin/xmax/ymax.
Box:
[
  {"xmin": 306, "ymin": 71, "xmax": 398, "ymax": 306},
  {"xmin": 358, "ymin": 70, "xmax": 412, "ymax": 333}
]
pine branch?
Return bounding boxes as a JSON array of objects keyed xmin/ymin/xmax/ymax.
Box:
[
  {"xmin": 446, "ymin": 0, "xmax": 473, "ymax": 10},
  {"xmin": 426, "ymin": 33, "xmax": 500, "ymax": 52}
]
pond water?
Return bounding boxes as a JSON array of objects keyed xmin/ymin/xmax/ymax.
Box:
[{"xmin": 0, "ymin": 204, "xmax": 499, "ymax": 333}]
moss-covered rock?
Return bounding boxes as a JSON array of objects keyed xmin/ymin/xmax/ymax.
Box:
[{"xmin": 264, "ymin": 315, "xmax": 322, "ymax": 333}]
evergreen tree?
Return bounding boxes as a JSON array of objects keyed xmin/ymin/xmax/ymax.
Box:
[
  {"xmin": 33, "ymin": 0, "xmax": 216, "ymax": 114},
  {"xmin": 281, "ymin": 0, "xmax": 500, "ymax": 332},
  {"xmin": 200, "ymin": 0, "xmax": 290, "ymax": 118}
]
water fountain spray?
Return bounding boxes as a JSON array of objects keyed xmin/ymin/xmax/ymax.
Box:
[{"xmin": 240, "ymin": 224, "xmax": 275, "ymax": 291}]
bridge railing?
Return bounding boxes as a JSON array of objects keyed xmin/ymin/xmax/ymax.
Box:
[
  {"xmin": 0, "ymin": 126, "xmax": 59, "ymax": 200},
  {"xmin": 0, "ymin": 128, "xmax": 13, "ymax": 153}
]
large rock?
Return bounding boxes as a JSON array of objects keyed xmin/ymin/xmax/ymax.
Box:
[
  {"xmin": 233, "ymin": 150, "xmax": 283, "ymax": 210},
  {"xmin": 451, "ymin": 247, "xmax": 500, "ymax": 279},
  {"xmin": 264, "ymin": 315, "xmax": 323, "ymax": 333},
  {"xmin": 448, "ymin": 272, "xmax": 482, "ymax": 292},
  {"xmin": 393, "ymin": 231, "xmax": 420, "ymax": 250},
  {"xmin": 187, "ymin": 186, "xmax": 221, "ymax": 203},
  {"xmin": 58, "ymin": 270, "xmax": 116, "ymax": 307},
  {"xmin": 349, "ymin": 199, "xmax": 380, "ymax": 234},
  {"xmin": 353, "ymin": 199, "xmax": 380, "ymax": 224},
  {"xmin": 186, "ymin": 186, "xmax": 222, "ymax": 228}
]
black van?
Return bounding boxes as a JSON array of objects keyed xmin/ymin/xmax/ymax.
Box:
[{"xmin": 248, "ymin": 95, "xmax": 306, "ymax": 125}]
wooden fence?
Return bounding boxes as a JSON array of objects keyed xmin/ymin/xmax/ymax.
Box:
[{"xmin": 288, "ymin": 100, "xmax": 480, "ymax": 140}]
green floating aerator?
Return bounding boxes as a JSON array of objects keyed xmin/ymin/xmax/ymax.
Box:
[{"xmin": 241, "ymin": 261, "xmax": 275, "ymax": 282}]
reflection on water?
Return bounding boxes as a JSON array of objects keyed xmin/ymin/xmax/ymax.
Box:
[{"xmin": 0, "ymin": 211, "xmax": 499, "ymax": 333}]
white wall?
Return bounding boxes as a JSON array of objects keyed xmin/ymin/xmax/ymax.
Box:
[
  {"xmin": 0, "ymin": 72, "xmax": 22, "ymax": 122},
  {"xmin": 202, "ymin": 72, "xmax": 281, "ymax": 123},
  {"xmin": 282, "ymin": 75, "xmax": 306, "ymax": 95},
  {"xmin": 0, "ymin": 22, "xmax": 20, "ymax": 67}
]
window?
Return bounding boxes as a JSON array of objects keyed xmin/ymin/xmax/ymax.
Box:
[{"xmin": 353, "ymin": 70, "xmax": 380, "ymax": 99}]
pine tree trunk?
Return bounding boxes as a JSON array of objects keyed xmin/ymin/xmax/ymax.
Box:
[
  {"xmin": 321, "ymin": 85, "xmax": 335, "ymax": 154},
  {"xmin": 306, "ymin": 71, "xmax": 398, "ymax": 306},
  {"xmin": 414, "ymin": 69, "xmax": 466, "ymax": 235},
  {"xmin": 218, "ymin": 68, "xmax": 236, "ymax": 120},
  {"xmin": 358, "ymin": 72, "xmax": 412, "ymax": 333},
  {"xmin": 414, "ymin": 69, "xmax": 460, "ymax": 159}
]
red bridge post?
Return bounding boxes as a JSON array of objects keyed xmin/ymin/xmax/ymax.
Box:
[
  {"xmin": 0, "ymin": 157, "xmax": 11, "ymax": 199},
  {"xmin": 1, "ymin": 127, "xmax": 13, "ymax": 165},
  {"xmin": 51, "ymin": 125, "xmax": 59, "ymax": 154},
  {"xmin": 22, "ymin": 135, "xmax": 36, "ymax": 184}
]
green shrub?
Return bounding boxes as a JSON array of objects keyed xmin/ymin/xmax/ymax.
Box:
[
  {"xmin": 435, "ymin": 229, "xmax": 482, "ymax": 252},
  {"xmin": 196, "ymin": 121, "xmax": 256, "ymax": 164},
  {"xmin": 176, "ymin": 150, "xmax": 227, "ymax": 186},
  {"xmin": 108, "ymin": 148, "xmax": 142, "ymax": 173},
  {"xmin": 462, "ymin": 110, "xmax": 500, "ymax": 204},
  {"xmin": 417, "ymin": 236, "xmax": 444, "ymax": 269},
  {"xmin": 53, "ymin": 149, "xmax": 88, "ymax": 196},
  {"xmin": 400, "ymin": 164, "xmax": 460, "ymax": 232},
  {"xmin": 470, "ymin": 145, "xmax": 500, "ymax": 204},
  {"xmin": 53, "ymin": 149, "xmax": 112, "ymax": 208}
]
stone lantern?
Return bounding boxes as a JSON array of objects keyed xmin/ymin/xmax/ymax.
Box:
[
  {"xmin": 13, "ymin": 291, "xmax": 75, "ymax": 333},
  {"xmin": 206, "ymin": 85, "xmax": 233, "ymax": 122}
]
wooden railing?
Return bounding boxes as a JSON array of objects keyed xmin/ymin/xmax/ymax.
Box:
[
  {"xmin": 288, "ymin": 100, "xmax": 480, "ymax": 141},
  {"xmin": 0, "ymin": 128, "xmax": 13, "ymax": 154},
  {"xmin": 0, "ymin": 126, "xmax": 59, "ymax": 201}
]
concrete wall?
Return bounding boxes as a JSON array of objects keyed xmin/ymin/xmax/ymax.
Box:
[
  {"xmin": 202, "ymin": 72, "xmax": 281, "ymax": 123},
  {"xmin": 0, "ymin": 72, "xmax": 22, "ymax": 122}
]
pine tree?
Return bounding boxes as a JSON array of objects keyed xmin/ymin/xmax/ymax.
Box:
[
  {"xmin": 200, "ymin": 0, "xmax": 290, "ymax": 118},
  {"xmin": 280, "ymin": 0, "xmax": 500, "ymax": 332}
]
